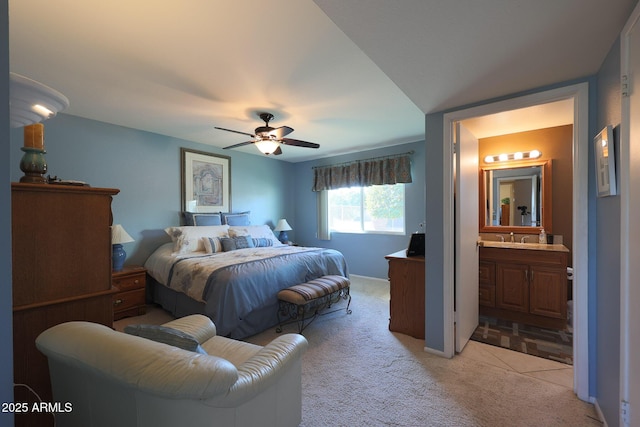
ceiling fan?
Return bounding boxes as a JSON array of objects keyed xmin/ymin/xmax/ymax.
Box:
[{"xmin": 215, "ymin": 112, "xmax": 320, "ymax": 155}]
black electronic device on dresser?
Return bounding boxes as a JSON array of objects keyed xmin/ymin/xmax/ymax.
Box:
[{"xmin": 406, "ymin": 233, "xmax": 425, "ymax": 257}]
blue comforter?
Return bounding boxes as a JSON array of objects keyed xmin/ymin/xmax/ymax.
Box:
[{"xmin": 148, "ymin": 245, "xmax": 348, "ymax": 338}]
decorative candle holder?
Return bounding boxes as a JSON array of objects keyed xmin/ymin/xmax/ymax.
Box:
[{"xmin": 19, "ymin": 147, "xmax": 47, "ymax": 183}]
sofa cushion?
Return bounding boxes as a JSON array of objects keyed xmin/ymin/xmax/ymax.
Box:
[
  {"xmin": 124, "ymin": 324, "xmax": 207, "ymax": 354},
  {"xmin": 202, "ymin": 336, "xmax": 263, "ymax": 368}
]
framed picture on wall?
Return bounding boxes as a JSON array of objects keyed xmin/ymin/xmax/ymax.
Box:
[
  {"xmin": 181, "ymin": 148, "xmax": 231, "ymax": 213},
  {"xmin": 594, "ymin": 125, "xmax": 617, "ymax": 197}
]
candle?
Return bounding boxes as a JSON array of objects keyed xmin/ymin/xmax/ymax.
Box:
[{"xmin": 24, "ymin": 123, "xmax": 44, "ymax": 150}]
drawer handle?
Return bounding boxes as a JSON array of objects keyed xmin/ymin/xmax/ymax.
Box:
[
  {"xmin": 114, "ymin": 299, "xmax": 123, "ymax": 306},
  {"xmin": 134, "ymin": 279, "xmax": 139, "ymax": 284}
]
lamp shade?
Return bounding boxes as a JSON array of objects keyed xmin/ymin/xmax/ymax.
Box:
[
  {"xmin": 10, "ymin": 72, "xmax": 69, "ymax": 128},
  {"xmin": 274, "ymin": 219, "xmax": 292, "ymax": 232},
  {"xmin": 111, "ymin": 224, "xmax": 134, "ymax": 244}
]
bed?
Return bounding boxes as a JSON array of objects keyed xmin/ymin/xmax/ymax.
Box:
[{"xmin": 145, "ymin": 224, "xmax": 348, "ymax": 338}]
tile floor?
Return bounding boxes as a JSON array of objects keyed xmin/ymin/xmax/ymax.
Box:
[{"xmin": 459, "ymin": 339, "xmax": 574, "ymax": 389}]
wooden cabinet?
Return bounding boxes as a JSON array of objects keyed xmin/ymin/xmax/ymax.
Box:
[
  {"xmin": 12, "ymin": 183, "xmax": 119, "ymax": 427},
  {"xmin": 385, "ymin": 250, "xmax": 425, "ymax": 339},
  {"xmin": 480, "ymin": 246, "xmax": 568, "ymax": 329},
  {"xmin": 113, "ymin": 266, "xmax": 147, "ymax": 320}
]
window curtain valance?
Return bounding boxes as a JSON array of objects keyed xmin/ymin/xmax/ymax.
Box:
[{"xmin": 312, "ymin": 152, "xmax": 413, "ymax": 192}]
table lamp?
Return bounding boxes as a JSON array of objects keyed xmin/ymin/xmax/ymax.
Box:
[
  {"xmin": 274, "ymin": 219, "xmax": 292, "ymax": 244},
  {"xmin": 111, "ymin": 224, "xmax": 134, "ymax": 271}
]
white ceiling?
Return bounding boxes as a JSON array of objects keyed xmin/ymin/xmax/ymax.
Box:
[{"xmin": 9, "ymin": 0, "xmax": 637, "ymax": 162}]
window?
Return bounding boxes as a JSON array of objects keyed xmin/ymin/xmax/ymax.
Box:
[{"xmin": 328, "ymin": 184, "xmax": 405, "ymax": 233}]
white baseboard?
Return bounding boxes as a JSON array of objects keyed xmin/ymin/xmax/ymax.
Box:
[
  {"xmin": 424, "ymin": 345, "xmax": 452, "ymax": 358},
  {"xmin": 593, "ymin": 398, "xmax": 609, "ymax": 427},
  {"xmin": 349, "ymin": 274, "xmax": 388, "ymax": 285}
]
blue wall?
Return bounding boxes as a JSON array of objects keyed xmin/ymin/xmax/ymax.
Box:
[
  {"xmin": 292, "ymin": 140, "xmax": 426, "ymax": 279},
  {"xmin": 595, "ymin": 37, "xmax": 623, "ymax": 425},
  {"xmin": 9, "ymin": 113, "xmax": 423, "ymax": 280},
  {"xmin": 1, "ymin": 0, "xmax": 14, "ymax": 424},
  {"xmin": 9, "ymin": 115, "xmax": 296, "ymax": 266}
]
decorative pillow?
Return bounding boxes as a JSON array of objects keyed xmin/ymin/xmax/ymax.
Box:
[
  {"xmin": 181, "ymin": 212, "xmax": 223, "ymax": 226},
  {"xmin": 164, "ymin": 225, "xmax": 229, "ymax": 254},
  {"xmin": 252, "ymin": 237, "xmax": 274, "ymax": 247},
  {"xmin": 220, "ymin": 236, "xmax": 255, "ymax": 252},
  {"xmin": 123, "ymin": 324, "xmax": 207, "ymax": 354},
  {"xmin": 225, "ymin": 213, "xmax": 251, "ymax": 226},
  {"xmin": 220, "ymin": 211, "xmax": 251, "ymax": 225},
  {"xmin": 194, "ymin": 214, "xmax": 223, "ymax": 226},
  {"xmin": 229, "ymin": 225, "xmax": 284, "ymax": 247},
  {"xmin": 203, "ymin": 236, "xmax": 223, "ymax": 254}
]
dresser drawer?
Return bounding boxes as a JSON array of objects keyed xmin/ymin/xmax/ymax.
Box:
[
  {"xmin": 113, "ymin": 272, "xmax": 145, "ymax": 292},
  {"xmin": 113, "ymin": 288, "xmax": 145, "ymax": 311}
]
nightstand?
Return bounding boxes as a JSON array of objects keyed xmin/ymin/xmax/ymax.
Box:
[{"xmin": 112, "ymin": 265, "xmax": 147, "ymax": 320}]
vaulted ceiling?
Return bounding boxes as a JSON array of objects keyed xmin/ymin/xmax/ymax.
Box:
[{"xmin": 9, "ymin": 0, "xmax": 637, "ymax": 161}]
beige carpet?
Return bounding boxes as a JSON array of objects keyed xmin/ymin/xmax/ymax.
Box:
[{"xmin": 116, "ymin": 276, "xmax": 600, "ymax": 427}]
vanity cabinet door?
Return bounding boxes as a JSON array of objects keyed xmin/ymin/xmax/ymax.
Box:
[
  {"xmin": 496, "ymin": 262, "xmax": 529, "ymax": 313},
  {"xmin": 529, "ymin": 266, "xmax": 567, "ymax": 319}
]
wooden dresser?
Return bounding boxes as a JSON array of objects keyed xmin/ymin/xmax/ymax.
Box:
[
  {"xmin": 385, "ymin": 250, "xmax": 425, "ymax": 339},
  {"xmin": 12, "ymin": 183, "xmax": 119, "ymax": 427}
]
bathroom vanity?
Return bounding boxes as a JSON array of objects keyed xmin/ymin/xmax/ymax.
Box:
[{"xmin": 479, "ymin": 241, "xmax": 569, "ymax": 329}]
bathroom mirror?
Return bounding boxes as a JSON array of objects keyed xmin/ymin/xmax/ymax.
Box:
[{"xmin": 479, "ymin": 160, "xmax": 552, "ymax": 233}]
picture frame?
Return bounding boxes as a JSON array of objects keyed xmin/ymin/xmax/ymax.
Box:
[
  {"xmin": 181, "ymin": 148, "xmax": 231, "ymax": 213},
  {"xmin": 594, "ymin": 125, "xmax": 617, "ymax": 197}
]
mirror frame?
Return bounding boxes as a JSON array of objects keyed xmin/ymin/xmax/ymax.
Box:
[{"xmin": 478, "ymin": 160, "xmax": 553, "ymax": 234}]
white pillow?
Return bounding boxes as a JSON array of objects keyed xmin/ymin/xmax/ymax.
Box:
[
  {"xmin": 228, "ymin": 225, "xmax": 284, "ymax": 247},
  {"xmin": 164, "ymin": 225, "xmax": 230, "ymax": 254}
]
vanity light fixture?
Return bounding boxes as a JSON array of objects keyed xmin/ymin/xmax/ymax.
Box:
[{"xmin": 484, "ymin": 149, "xmax": 541, "ymax": 164}]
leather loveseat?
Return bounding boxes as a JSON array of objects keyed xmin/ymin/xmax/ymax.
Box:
[{"xmin": 36, "ymin": 314, "xmax": 308, "ymax": 427}]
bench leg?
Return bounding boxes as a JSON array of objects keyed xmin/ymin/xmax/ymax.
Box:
[{"xmin": 276, "ymin": 287, "xmax": 352, "ymax": 334}]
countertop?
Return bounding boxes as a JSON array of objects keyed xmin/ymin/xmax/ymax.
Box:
[{"xmin": 479, "ymin": 240, "xmax": 569, "ymax": 252}]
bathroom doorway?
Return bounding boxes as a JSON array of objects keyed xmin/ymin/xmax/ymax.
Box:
[{"xmin": 443, "ymin": 82, "xmax": 590, "ymax": 400}]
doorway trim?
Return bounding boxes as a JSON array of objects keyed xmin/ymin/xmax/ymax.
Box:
[{"xmin": 442, "ymin": 82, "xmax": 589, "ymax": 400}]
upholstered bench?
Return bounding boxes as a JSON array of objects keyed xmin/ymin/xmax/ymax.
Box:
[{"xmin": 276, "ymin": 275, "xmax": 352, "ymax": 334}]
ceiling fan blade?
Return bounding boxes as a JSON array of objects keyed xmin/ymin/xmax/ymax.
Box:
[
  {"xmin": 223, "ymin": 140, "xmax": 254, "ymax": 150},
  {"xmin": 281, "ymin": 138, "xmax": 320, "ymax": 149},
  {"xmin": 268, "ymin": 126, "xmax": 294, "ymax": 139},
  {"xmin": 272, "ymin": 146, "xmax": 283, "ymax": 155},
  {"xmin": 214, "ymin": 126, "xmax": 256, "ymax": 138}
]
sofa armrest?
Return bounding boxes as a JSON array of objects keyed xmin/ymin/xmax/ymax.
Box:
[
  {"xmin": 162, "ymin": 314, "xmax": 217, "ymax": 344},
  {"xmin": 37, "ymin": 321, "xmax": 237, "ymax": 399},
  {"xmin": 207, "ymin": 333, "xmax": 308, "ymax": 406}
]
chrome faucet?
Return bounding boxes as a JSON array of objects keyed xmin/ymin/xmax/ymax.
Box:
[
  {"xmin": 496, "ymin": 235, "xmax": 505, "ymax": 242},
  {"xmin": 520, "ymin": 235, "xmax": 530, "ymax": 243},
  {"xmin": 510, "ymin": 232, "xmax": 515, "ymax": 243}
]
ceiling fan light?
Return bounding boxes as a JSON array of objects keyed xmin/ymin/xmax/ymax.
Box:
[{"xmin": 255, "ymin": 139, "xmax": 279, "ymax": 155}]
